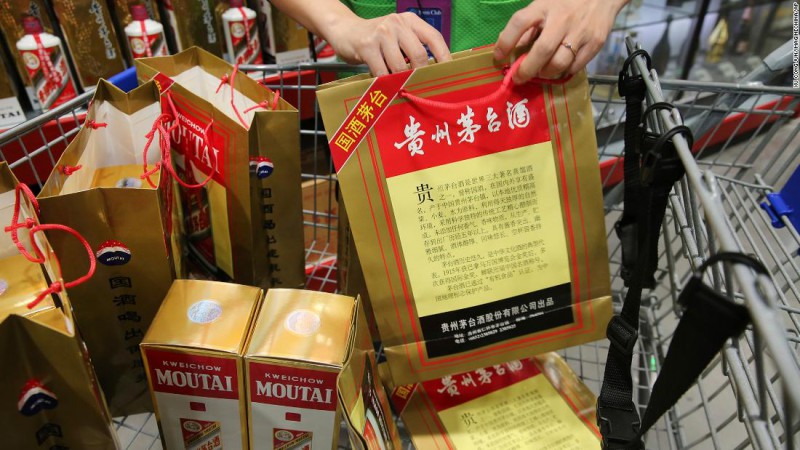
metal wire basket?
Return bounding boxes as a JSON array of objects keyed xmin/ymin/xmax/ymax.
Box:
[{"xmin": 1, "ymin": 38, "xmax": 799, "ymax": 449}]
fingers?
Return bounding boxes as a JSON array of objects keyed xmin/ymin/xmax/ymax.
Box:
[
  {"xmin": 494, "ymin": 5, "xmax": 545, "ymax": 60},
  {"xmin": 409, "ymin": 16, "xmax": 451, "ymax": 64},
  {"xmin": 360, "ymin": 41, "xmax": 390, "ymax": 77},
  {"xmin": 356, "ymin": 12, "xmax": 450, "ymax": 76},
  {"xmin": 494, "ymin": 0, "xmax": 624, "ymax": 82},
  {"xmin": 513, "ymin": 18, "xmax": 566, "ymax": 83}
]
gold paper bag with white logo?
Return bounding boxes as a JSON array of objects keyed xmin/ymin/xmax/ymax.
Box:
[
  {"xmin": 135, "ymin": 47, "xmax": 305, "ymax": 288},
  {"xmin": 37, "ymin": 80, "xmax": 179, "ymax": 416},
  {"xmin": 318, "ymin": 49, "xmax": 612, "ymax": 386},
  {"xmin": 0, "ymin": 162, "xmax": 119, "ymax": 450}
]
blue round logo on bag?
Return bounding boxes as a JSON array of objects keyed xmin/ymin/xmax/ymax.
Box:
[
  {"xmin": 18, "ymin": 380, "xmax": 58, "ymax": 416},
  {"xmin": 250, "ymin": 157, "xmax": 274, "ymax": 179},
  {"xmin": 96, "ymin": 240, "xmax": 132, "ymax": 266}
]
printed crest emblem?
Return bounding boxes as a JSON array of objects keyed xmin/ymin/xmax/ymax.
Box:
[
  {"xmin": 22, "ymin": 52, "xmax": 40, "ymax": 70},
  {"xmin": 96, "ymin": 240, "xmax": 132, "ymax": 266},
  {"xmin": 130, "ymin": 37, "xmax": 146, "ymax": 55},
  {"xmin": 249, "ymin": 157, "xmax": 274, "ymax": 179},
  {"xmin": 231, "ymin": 22, "xmax": 246, "ymax": 39},
  {"xmin": 18, "ymin": 380, "xmax": 58, "ymax": 416}
]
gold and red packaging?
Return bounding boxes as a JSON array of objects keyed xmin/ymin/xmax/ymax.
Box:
[
  {"xmin": 0, "ymin": 48, "xmax": 25, "ymax": 128},
  {"xmin": 141, "ymin": 280, "xmax": 263, "ymax": 450},
  {"xmin": 255, "ymin": 0, "xmax": 310, "ymax": 64},
  {"xmin": 387, "ymin": 353, "xmax": 601, "ymax": 450},
  {"xmin": 49, "ymin": 0, "xmax": 127, "ymax": 89},
  {"xmin": 108, "ymin": 0, "xmax": 163, "ymax": 64},
  {"xmin": 158, "ymin": 0, "xmax": 223, "ymax": 56},
  {"xmin": 0, "ymin": 0, "xmax": 70, "ymax": 111},
  {"xmin": 245, "ymin": 289, "xmax": 352, "ymax": 449}
]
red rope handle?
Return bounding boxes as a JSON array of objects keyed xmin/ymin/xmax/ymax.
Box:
[
  {"xmin": 140, "ymin": 93, "xmax": 213, "ymax": 189},
  {"xmin": 140, "ymin": 113, "xmax": 172, "ymax": 188},
  {"xmin": 86, "ymin": 120, "xmax": 108, "ymax": 129},
  {"xmin": 398, "ymin": 54, "xmax": 571, "ymax": 109},
  {"xmin": 229, "ymin": 65, "xmax": 250, "ymax": 128},
  {"xmin": 215, "ymin": 73, "xmax": 230, "ymax": 94},
  {"xmin": 3, "ymin": 183, "xmax": 45, "ymax": 263},
  {"xmin": 59, "ymin": 164, "xmax": 82, "ymax": 176},
  {"xmin": 25, "ymin": 223, "xmax": 96, "ymax": 309}
]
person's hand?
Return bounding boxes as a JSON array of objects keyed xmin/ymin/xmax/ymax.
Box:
[
  {"xmin": 494, "ymin": 0, "xmax": 629, "ymax": 83},
  {"xmin": 326, "ymin": 12, "xmax": 451, "ymax": 76}
]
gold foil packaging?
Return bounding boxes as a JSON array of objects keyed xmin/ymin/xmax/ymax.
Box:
[
  {"xmin": 245, "ymin": 289, "xmax": 401, "ymax": 450},
  {"xmin": 0, "ymin": 162, "xmax": 119, "ymax": 450},
  {"xmin": 142, "ymin": 279, "xmax": 262, "ymax": 450},
  {"xmin": 159, "ymin": 0, "xmax": 223, "ymax": 56},
  {"xmin": 49, "ymin": 0, "xmax": 127, "ymax": 89},
  {"xmin": 388, "ymin": 353, "xmax": 601, "ymax": 450},
  {"xmin": 255, "ymin": 0, "xmax": 310, "ymax": 64},
  {"xmin": 318, "ymin": 48, "xmax": 613, "ymax": 386},
  {"xmin": 38, "ymin": 80, "xmax": 179, "ymax": 416},
  {"xmin": 136, "ymin": 47, "xmax": 305, "ymax": 289},
  {"xmin": 0, "ymin": 48, "xmax": 25, "ymax": 127}
]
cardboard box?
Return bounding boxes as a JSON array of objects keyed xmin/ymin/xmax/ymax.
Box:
[
  {"xmin": 244, "ymin": 289, "xmax": 354, "ymax": 449},
  {"xmin": 0, "ymin": 48, "xmax": 25, "ymax": 127},
  {"xmin": 255, "ymin": 0, "xmax": 309, "ymax": 64},
  {"xmin": 0, "ymin": 0, "xmax": 66, "ymax": 110},
  {"xmin": 160, "ymin": 0, "xmax": 223, "ymax": 56},
  {"xmin": 142, "ymin": 280, "xmax": 263, "ymax": 450},
  {"xmin": 50, "ymin": 0, "xmax": 127, "ymax": 89}
]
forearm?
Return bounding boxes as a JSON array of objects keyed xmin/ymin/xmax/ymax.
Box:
[{"xmin": 269, "ymin": 0, "xmax": 357, "ymax": 41}]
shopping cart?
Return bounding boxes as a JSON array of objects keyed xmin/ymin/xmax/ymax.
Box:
[{"xmin": 1, "ymin": 37, "xmax": 799, "ymax": 449}]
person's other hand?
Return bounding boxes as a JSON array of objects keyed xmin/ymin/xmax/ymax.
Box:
[
  {"xmin": 327, "ymin": 12, "xmax": 451, "ymax": 76},
  {"xmin": 494, "ymin": 0, "xmax": 629, "ymax": 83}
]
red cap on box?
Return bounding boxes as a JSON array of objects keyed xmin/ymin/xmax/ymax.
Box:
[
  {"xmin": 229, "ymin": 0, "xmax": 244, "ymax": 7},
  {"xmin": 22, "ymin": 16, "xmax": 43, "ymax": 34},
  {"xmin": 130, "ymin": 4, "xmax": 148, "ymax": 21}
]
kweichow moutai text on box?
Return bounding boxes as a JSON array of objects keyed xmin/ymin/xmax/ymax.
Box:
[{"xmin": 141, "ymin": 280, "xmax": 262, "ymax": 450}]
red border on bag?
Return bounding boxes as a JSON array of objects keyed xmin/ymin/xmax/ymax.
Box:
[{"xmin": 342, "ymin": 72, "xmax": 597, "ymax": 374}]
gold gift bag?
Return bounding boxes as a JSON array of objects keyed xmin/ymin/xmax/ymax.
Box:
[
  {"xmin": 135, "ymin": 47, "xmax": 305, "ymax": 288},
  {"xmin": 387, "ymin": 353, "xmax": 600, "ymax": 450},
  {"xmin": 318, "ymin": 50, "xmax": 612, "ymax": 386},
  {"xmin": 0, "ymin": 163, "xmax": 119, "ymax": 450},
  {"xmin": 37, "ymin": 80, "xmax": 179, "ymax": 415},
  {"xmin": 337, "ymin": 297, "xmax": 402, "ymax": 450}
]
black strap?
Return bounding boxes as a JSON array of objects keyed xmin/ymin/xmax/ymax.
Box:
[
  {"xmin": 638, "ymin": 253, "xmax": 762, "ymax": 435},
  {"xmin": 615, "ymin": 51, "xmax": 648, "ymax": 287},
  {"xmin": 598, "ymin": 47, "xmax": 760, "ymax": 449}
]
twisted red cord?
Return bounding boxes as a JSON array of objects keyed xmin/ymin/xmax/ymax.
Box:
[
  {"xmin": 86, "ymin": 120, "xmax": 108, "ymax": 129},
  {"xmin": 398, "ymin": 54, "xmax": 571, "ymax": 109},
  {"xmin": 215, "ymin": 73, "xmax": 230, "ymax": 94},
  {"xmin": 3, "ymin": 183, "xmax": 44, "ymax": 263},
  {"xmin": 26, "ymin": 223, "xmax": 96, "ymax": 309},
  {"xmin": 59, "ymin": 164, "xmax": 82, "ymax": 176},
  {"xmin": 229, "ymin": 64, "xmax": 250, "ymax": 128},
  {"xmin": 140, "ymin": 93, "xmax": 213, "ymax": 189}
]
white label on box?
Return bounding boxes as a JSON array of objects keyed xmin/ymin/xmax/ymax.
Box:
[
  {"xmin": 145, "ymin": 349, "xmax": 244, "ymax": 450},
  {"xmin": 0, "ymin": 97, "xmax": 25, "ymax": 128},
  {"xmin": 248, "ymin": 362, "xmax": 338, "ymax": 450}
]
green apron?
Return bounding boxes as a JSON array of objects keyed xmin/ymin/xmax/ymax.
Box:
[{"xmin": 343, "ymin": 0, "xmax": 529, "ymax": 52}]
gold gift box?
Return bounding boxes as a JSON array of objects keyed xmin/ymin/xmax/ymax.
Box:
[
  {"xmin": 244, "ymin": 289, "xmax": 356, "ymax": 449},
  {"xmin": 141, "ymin": 279, "xmax": 262, "ymax": 450}
]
